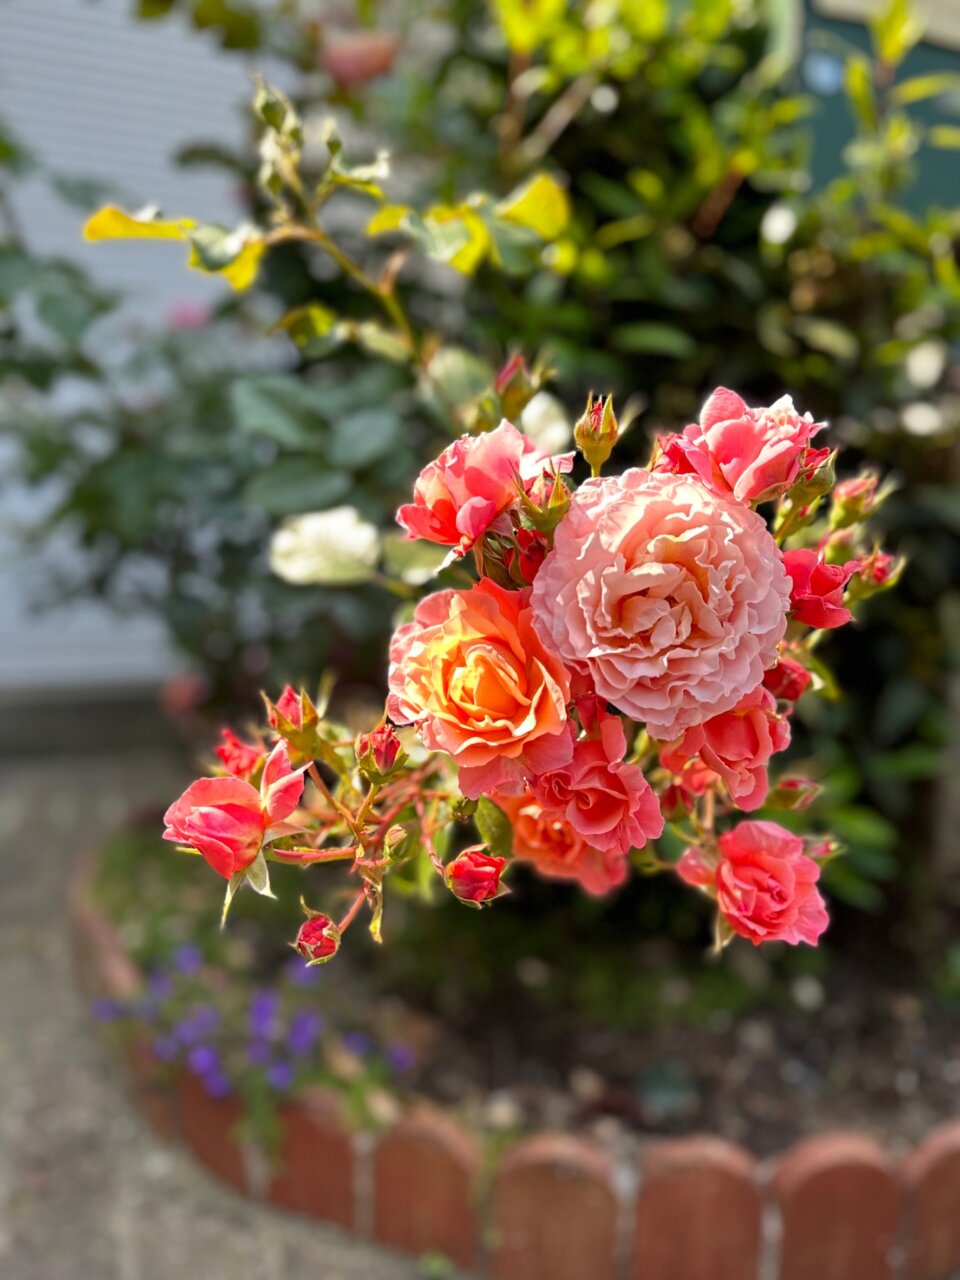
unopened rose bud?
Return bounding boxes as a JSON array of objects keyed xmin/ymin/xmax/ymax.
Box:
[
  {"xmin": 321, "ymin": 30, "xmax": 399, "ymax": 86},
  {"xmin": 804, "ymin": 835, "xmax": 842, "ymax": 861},
  {"xmin": 830, "ymin": 471, "xmax": 880, "ymax": 530},
  {"xmin": 503, "ymin": 527, "xmax": 548, "ymax": 587},
  {"xmin": 355, "ymin": 723, "xmax": 405, "ymax": 781},
  {"xmin": 383, "ymin": 825, "xmax": 409, "ymax": 860},
  {"xmin": 520, "ymin": 466, "xmax": 571, "ymax": 535},
  {"xmin": 494, "ymin": 354, "xmax": 539, "ymax": 421},
  {"xmin": 214, "ymin": 728, "xmax": 265, "ymax": 781},
  {"xmin": 846, "ymin": 549, "xmax": 904, "ymax": 604},
  {"xmin": 294, "ymin": 913, "xmax": 341, "ymax": 965},
  {"xmin": 268, "ymin": 685, "xmax": 305, "ymax": 731},
  {"xmin": 766, "ymin": 777, "xmax": 821, "ymax": 810},
  {"xmin": 445, "ymin": 847, "xmax": 507, "ymax": 906},
  {"xmin": 763, "ymin": 656, "xmax": 812, "ymax": 702},
  {"xmin": 792, "ymin": 447, "xmax": 836, "ymax": 501},
  {"xmin": 574, "ymin": 394, "xmax": 618, "ymax": 476}
]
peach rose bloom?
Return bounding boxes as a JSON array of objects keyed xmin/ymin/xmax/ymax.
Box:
[
  {"xmin": 497, "ymin": 791, "xmax": 628, "ymax": 897},
  {"xmin": 531, "ymin": 469, "xmax": 790, "ymax": 741},
  {"xmin": 387, "ymin": 580, "xmax": 572, "ymax": 798},
  {"xmin": 396, "ymin": 419, "xmax": 572, "ymax": 557}
]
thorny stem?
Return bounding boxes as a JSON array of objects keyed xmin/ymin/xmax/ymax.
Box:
[
  {"xmin": 337, "ymin": 888, "xmax": 366, "ymax": 934},
  {"xmin": 307, "ymin": 762, "xmax": 360, "ymax": 840}
]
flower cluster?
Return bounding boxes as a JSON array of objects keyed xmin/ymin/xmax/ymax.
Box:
[{"xmin": 163, "ymin": 385, "xmax": 900, "ymax": 956}]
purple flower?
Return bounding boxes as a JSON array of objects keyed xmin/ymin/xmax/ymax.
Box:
[
  {"xmin": 152, "ymin": 1034, "xmax": 179, "ymax": 1063},
  {"xmin": 247, "ymin": 1039, "xmax": 271, "ymax": 1067},
  {"xmin": 248, "ymin": 990, "xmax": 279, "ymax": 1040},
  {"xmin": 148, "ymin": 972, "xmax": 176, "ymax": 1003},
  {"xmin": 342, "ymin": 1031, "xmax": 372, "ymax": 1058},
  {"xmin": 386, "ymin": 1042, "xmax": 416, "ymax": 1074},
  {"xmin": 287, "ymin": 1009, "xmax": 324, "ymax": 1058},
  {"xmin": 284, "ymin": 955, "xmax": 323, "ymax": 988},
  {"xmin": 92, "ymin": 998, "xmax": 122, "ymax": 1022},
  {"xmin": 172, "ymin": 943, "xmax": 204, "ymax": 974},
  {"xmin": 267, "ymin": 1060, "xmax": 294, "ymax": 1091},
  {"xmin": 205, "ymin": 1071, "xmax": 232, "ymax": 1099},
  {"xmin": 175, "ymin": 1005, "xmax": 220, "ymax": 1045},
  {"xmin": 187, "ymin": 1044, "xmax": 221, "ymax": 1077}
]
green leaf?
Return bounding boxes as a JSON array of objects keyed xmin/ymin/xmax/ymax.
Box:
[
  {"xmin": 242, "ymin": 461, "xmax": 351, "ymax": 516},
  {"xmin": 871, "ymin": 0, "xmax": 922, "ymax": 68},
  {"xmin": 792, "ymin": 316, "xmax": 859, "ymax": 360},
  {"xmin": 231, "ymin": 376, "xmax": 329, "ymax": 451},
  {"xmin": 845, "ymin": 56, "xmax": 876, "ymax": 131},
  {"xmin": 927, "ymin": 125, "xmax": 960, "ymax": 150},
  {"xmin": 611, "ymin": 323, "xmax": 697, "ymax": 358},
  {"xmin": 327, "ymin": 408, "xmax": 401, "ymax": 469},
  {"xmin": 271, "ymin": 304, "xmax": 341, "ymax": 357},
  {"xmin": 891, "ymin": 72, "xmax": 960, "ymax": 106},
  {"xmin": 474, "ymin": 796, "xmax": 514, "ymax": 859},
  {"xmin": 495, "ymin": 172, "xmax": 570, "ymax": 241}
]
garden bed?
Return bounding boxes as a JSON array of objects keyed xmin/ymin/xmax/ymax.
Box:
[{"xmin": 71, "ymin": 826, "xmax": 960, "ymax": 1279}]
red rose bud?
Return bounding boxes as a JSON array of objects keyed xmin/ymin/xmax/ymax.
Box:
[
  {"xmin": 782, "ymin": 548, "xmax": 858, "ymax": 629},
  {"xmin": 215, "ymin": 729, "xmax": 265, "ymax": 781},
  {"xmin": 847, "ymin": 549, "xmax": 904, "ymax": 604},
  {"xmin": 445, "ymin": 847, "xmax": 507, "ymax": 905},
  {"xmin": 503, "ymin": 527, "xmax": 549, "ymax": 587},
  {"xmin": 269, "ymin": 685, "xmax": 304, "ymax": 731},
  {"xmin": 294, "ymin": 914, "xmax": 341, "ymax": 965},
  {"xmin": 355, "ymin": 723, "xmax": 405, "ymax": 781},
  {"xmin": 574, "ymin": 393, "xmax": 618, "ymax": 475},
  {"xmin": 763, "ymin": 655, "xmax": 812, "ymax": 702}
]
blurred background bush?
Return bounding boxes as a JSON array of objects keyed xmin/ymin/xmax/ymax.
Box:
[{"xmin": 2, "ymin": 0, "xmax": 959, "ymax": 980}]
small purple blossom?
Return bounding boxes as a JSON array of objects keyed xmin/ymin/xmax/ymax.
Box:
[
  {"xmin": 187, "ymin": 1044, "xmax": 221, "ymax": 1077},
  {"xmin": 342, "ymin": 1031, "xmax": 372, "ymax": 1058},
  {"xmin": 287, "ymin": 1009, "xmax": 324, "ymax": 1058},
  {"xmin": 91, "ymin": 997, "xmax": 123, "ymax": 1022},
  {"xmin": 247, "ymin": 1039, "xmax": 271, "ymax": 1067},
  {"xmin": 284, "ymin": 955, "xmax": 323, "ymax": 988},
  {"xmin": 152, "ymin": 1033, "xmax": 179, "ymax": 1063},
  {"xmin": 266, "ymin": 1060, "xmax": 294, "ymax": 1091},
  {"xmin": 175, "ymin": 1005, "xmax": 220, "ymax": 1045},
  {"xmin": 172, "ymin": 943, "xmax": 204, "ymax": 974},
  {"xmin": 248, "ymin": 990, "xmax": 279, "ymax": 1039},
  {"xmin": 386, "ymin": 1042, "xmax": 416, "ymax": 1074},
  {"xmin": 204, "ymin": 1071, "xmax": 232, "ymax": 1099},
  {"xmin": 147, "ymin": 972, "xmax": 175, "ymax": 1002}
]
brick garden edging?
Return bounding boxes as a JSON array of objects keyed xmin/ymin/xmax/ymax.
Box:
[{"xmin": 70, "ymin": 852, "xmax": 960, "ymax": 1280}]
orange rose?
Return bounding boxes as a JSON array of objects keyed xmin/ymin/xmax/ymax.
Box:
[
  {"xmin": 497, "ymin": 791, "xmax": 628, "ymax": 897},
  {"xmin": 387, "ymin": 580, "xmax": 572, "ymax": 797}
]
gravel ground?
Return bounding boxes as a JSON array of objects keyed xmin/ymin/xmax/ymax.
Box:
[{"xmin": 0, "ymin": 751, "xmax": 422, "ymax": 1280}]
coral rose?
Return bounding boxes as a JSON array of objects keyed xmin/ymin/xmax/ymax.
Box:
[
  {"xmin": 782, "ymin": 549, "xmax": 858, "ymax": 629},
  {"xmin": 659, "ymin": 686, "xmax": 790, "ymax": 811},
  {"xmin": 445, "ymin": 847, "xmax": 507, "ymax": 903},
  {"xmin": 653, "ymin": 388, "xmax": 823, "ymax": 504},
  {"xmin": 387, "ymin": 580, "xmax": 573, "ymax": 798},
  {"xmin": 215, "ymin": 729, "xmax": 264, "ymax": 780},
  {"xmin": 763, "ymin": 654, "xmax": 812, "ymax": 702},
  {"xmin": 529, "ymin": 706, "xmax": 663, "ymax": 856},
  {"xmin": 677, "ymin": 820, "xmax": 828, "ymax": 946},
  {"xmin": 531, "ymin": 469, "xmax": 790, "ymax": 740},
  {"xmin": 163, "ymin": 742, "xmax": 305, "ymax": 879},
  {"xmin": 496, "ymin": 792, "xmax": 629, "ymax": 896},
  {"xmin": 396, "ymin": 419, "xmax": 572, "ymax": 557}
]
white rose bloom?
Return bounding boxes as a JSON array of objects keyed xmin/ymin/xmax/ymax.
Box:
[
  {"xmin": 270, "ymin": 507, "xmax": 380, "ymax": 585},
  {"xmin": 520, "ymin": 391, "xmax": 572, "ymax": 454}
]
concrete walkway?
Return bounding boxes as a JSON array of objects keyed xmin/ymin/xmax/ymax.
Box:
[{"xmin": 0, "ymin": 752, "xmax": 422, "ymax": 1280}]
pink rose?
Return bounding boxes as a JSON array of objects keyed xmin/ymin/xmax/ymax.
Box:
[
  {"xmin": 660, "ymin": 686, "xmax": 790, "ymax": 811},
  {"xmin": 163, "ymin": 741, "xmax": 305, "ymax": 879},
  {"xmin": 678, "ymin": 820, "xmax": 828, "ymax": 946},
  {"xmin": 496, "ymin": 791, "xmax": 628, "ymax": 896},
  {"xmin": 387, "ymin": 580, "xmax": 572, "ymax": 798},
  {"xmin": 529, "ymin": 706, "xmax": 663, "ymax": 856},
  {"xmin": 215, "ymin": 729, "xmax": 265, "ymax": 780},
  {"xmin": 654, "ymin": 388, "xmax": 823, "ymax": 504},
  {"xmin": 396, "ymin": 419, "xmax": 572, "ymax": 557},
  {"xmin": 783, "ymin": 549, "xmax": 858, "ymax": 629},
  {"xmin": 531, "ymin": 469, "xmax": 790, "ymax": 740}
]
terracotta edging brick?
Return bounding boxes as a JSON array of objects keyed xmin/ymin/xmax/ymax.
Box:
[
  {"xmin": 268, "ymin": 1087, "xmax": 357, "ymax": 1230},
  {"xmin": 178, "ymin": 1067, "xmax": 251, "ymax": 1195},
  {"xmin": 903, "ymin": 1119, "xmax": 960, "ymax": 1280},
  {"xmin": 633, "ymin": 1135, "xmax": 761, "ymax": 1280},
  {"xmin": 774, "ymin": 1132, "xmax": 901, "ymax": 1280},
  {"xmin": 372, "ymin": 1104, "xmax": 481, "ymax": 1269},
  {"xmin": 491, "ymin": 1132, "xmax": 619, "ymax": 1280}
]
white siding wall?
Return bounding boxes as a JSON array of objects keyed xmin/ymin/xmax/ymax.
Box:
[{"xmin": 0, "ymin": 0, "xmax": 252, "ymax": 692}]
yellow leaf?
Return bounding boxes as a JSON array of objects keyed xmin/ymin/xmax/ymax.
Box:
[
  {"xmin": 496, "ymin": 173, "xmax": 570, "ymax": 241},
  {"xmin": 218, "ymin": 240, "xmax": 265, "ymax": 290},
  {"xmin": 83, "ymin": 205, "xmax": 195, "ymax": 242},
  {"xmin": 367, "ymin": 204, "xmax": 411, "ymax": 236},
  {"xmin": 426, "ymin": 204, "xmax": 491, "ymax": 274}
]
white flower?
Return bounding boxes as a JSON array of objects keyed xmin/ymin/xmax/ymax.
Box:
[
  {"xmin": 520, "ymin": 392, "xmax": 572, "ymax": 454},
  {"xmin": 270, "ymin": 507, "xmax": 380, "ymax": 585}
]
